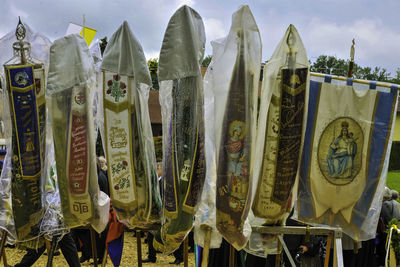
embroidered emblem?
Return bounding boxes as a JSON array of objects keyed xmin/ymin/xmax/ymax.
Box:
[
  {"xmin": 14, "ymin": 71, "xmax": 29, "ymax": 86},
  {"xmin": 74, "ymin": 91, "xmax": 85, "ymax": 105},
  {"xmin": 318, "ymin": 117, "xmax": 363, "ymax": 185},
  {"xmin": 110, "ymin": 127, "xmax": 128, "ymax": 148},
  {"xmin": 106, "ymin": 74, "xmax": 127, "ymax": 102}
]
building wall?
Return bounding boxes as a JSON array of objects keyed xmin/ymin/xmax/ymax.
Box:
[{"xmin": 394, "ymin": 114, "xmax": 400, "ymax": 141}]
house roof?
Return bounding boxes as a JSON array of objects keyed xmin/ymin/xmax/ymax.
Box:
[{"xmin": 148, "ymin": 90, "xmax": 162, "ymax": 124}]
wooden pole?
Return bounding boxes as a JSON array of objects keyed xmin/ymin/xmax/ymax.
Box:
[
  {"xmin": 324, "ymin": 235, "xmax": 332, "ymax": 267},
  {"xmin": 136, "ymin": 230, "xmax": 142, "ymax": 267},
  {"xmin": 0, "ymin": 230, "xmax": 7, "ymax": 262},
  {"xmin": 201, "ymin": 226, "xmax": 212, "ymax": 267},
  {"xmin": 46, "ymin": 236, "xmax": 58, "ymax": 267},
  {"xmin": 90, "ymin": 228, "xmax": 98, "ymax": 267},
  {"xmin": 2, "ymin": 247, "xmax": 7, "ymax": 267},
  {"xmin": 101, "ymin": 249, "xmax": 107, "ymax": 267},
  {"xmin": 229, "ymin": 245, "xmax": 235, "ymax": 267},
  {"xmin": 275, "ymin": 239, "xmax": 282, "ymax": 267},
  {"xmin": 184, "ymin": 236, "xmax": 189, "ymax": 267}
]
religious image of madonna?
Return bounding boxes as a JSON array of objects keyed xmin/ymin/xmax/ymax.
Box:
[{"xmin": 317, "ymin": 117, "xmax": 363, "ymax": 186}]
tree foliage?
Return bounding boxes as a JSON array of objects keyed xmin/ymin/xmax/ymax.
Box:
[
  {"xmin": 202, "ymin": 55, "xmax": 212, "ymax": 67},
  {"xmin": 100, "ymin": 36, "xmax": 108, "ymax": 56},
  {"xmin": 310, "ymin": 55, "xmax": 399, "ymax": 84},
  {"xmin": 147, "ymin": 58, "xmax": 159, "ymax": 90}
]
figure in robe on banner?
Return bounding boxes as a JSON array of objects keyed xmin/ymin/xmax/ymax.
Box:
[
  {"xmin": 327, "ymin": 121, "xmax": 357, "ymax": 179},
  {"xmin": 227, "ymin": 121, "xmax": 248, "ymax": 181}
]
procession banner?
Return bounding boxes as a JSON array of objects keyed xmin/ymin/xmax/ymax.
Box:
[
  {"xmin": 297, "ymin": 75, "xmax": 398, "ymax": 241},
  {"xmin": 154, "ymin": 5, "xmax": 206, "ymax": 254},
  {"xmin": 193, "ymin": 38, "xmax": 225, "ymax": 249},
  {"xmin": 251, "ymin": 25, "xmax": 309, "ymax": 224},
  {"xmin": 214, "ymin": 5, "xmax": 261, "ymax": 250},
  {"xmin": 100, "ymin": 21, "xmax": 161, "ymax": 227},
  {"xmin": 0, "ymin": 23, "xmax": 52, "ymax": 242},
  {"xmin": 244, "ymin": 25, "xmax": 309, "ymax": 257},
  {"xmin": 4, "ymin": 64, "xmax": 44, "ymax": 241},
  {"xmin": 47, "ymin": 34, "xmax": 109, "ymax": 231}
]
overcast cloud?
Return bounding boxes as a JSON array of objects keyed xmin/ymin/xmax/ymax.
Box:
[{"xmin": 1, "ymin": 0, "xmax": 399, "ymax": 75}]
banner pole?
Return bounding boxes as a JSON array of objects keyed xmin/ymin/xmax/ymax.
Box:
[
  {"xmin": 90, "ymin": 227, "xmax": 98, "ymax": 267},
  {"xmin": 46, "ymin": 236, "xmax": 58, "ymax": 267},
  {"xmin": 201, "ymin": 226, "xmax": 212, "ymax": 267},
  {"xmin": 229, "ymin": 245, "xmax": 235, "ymax": 267},
  {"xmin": 136, "ymin": 230, "xmax": 142, "ymax": 267},
  {"xmin": 0, "ymin": 230, "xmax": 7, "ymax": 263},
  {"xmin": 184, "ymin": 236, "xmax": 189, "ymax": 267}
]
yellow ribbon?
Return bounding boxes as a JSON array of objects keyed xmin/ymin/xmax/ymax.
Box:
[{"xmin": 386, "ymin": 224, "xmax": 398, "ymax": 249}]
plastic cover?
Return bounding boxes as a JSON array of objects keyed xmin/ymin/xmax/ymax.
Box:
[
  {"xmin": 47, "ymin": 34, "xmax": 109, "ymax": 233},
  {"xmin": 213, "ymin": 5, "xmax": 261, "ymax": 250},
  {"xmin": 0, "ymin": 24, "xmax": 51, "ymax": 243},
  {"xmin": 295, "ymin": 75, "xmax": 399, "ymax": 241},
  {"xmin": 0, "ymin": 24, "xmax": 52, "ymax": 77},
  {"xmin": 89, "ymin": 38, "xmax": 103, "ymax": 140},
  {"xmin": 155, "ymin": 5, "xmax": 206, "ymax": 254},
  {"xmin": 246, "ymin": 25, "xmax": 310, "ymax": 256},
  {"xmin": 40, "ymin": 115, "xmax": 68, "ymax": 239},
  {"xmin": 193, "ymin": 37, "xmax": 225, "ymax": 249},
  {"xmin": 99, "ymin": 21, "xmax": 161, "ymax": 227}
]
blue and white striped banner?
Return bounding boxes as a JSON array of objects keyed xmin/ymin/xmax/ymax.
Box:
[{"xmin": 297, "ymin": 74, "xmax": 398, "ymax": 240}]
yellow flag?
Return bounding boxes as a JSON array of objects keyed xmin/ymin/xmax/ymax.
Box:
[{"xmin": 65, "ymin": 22, "xmax": 97, "ymax": 46}]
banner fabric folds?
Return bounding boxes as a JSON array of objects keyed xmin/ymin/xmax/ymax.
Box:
[
  {"xmin": 214, "ymin": 5, "xmax": 261, "ymax": 251},
  {"xmin": 154, "ymin": 5, "xmax": 206, "ymax": 254},
  {"xmin": 246, "ymin": 24, "xmax": 309, "ymax": 257},
  {"xmin": 47, "ymin": 34, "xmax": 109, "ymax": 232},
  {"xmin": 100, "ymin": 21, "xmax": 161, "ymax": 227},
  {"xmin": 296, "ymin": 75, "xmax": 398, "ymax": 241}
]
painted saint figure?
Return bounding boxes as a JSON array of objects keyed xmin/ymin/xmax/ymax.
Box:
[
  {"xmin": 327, "ymin": 121, "xmax": 357, "ymax": 178},
  {"xmin": 227, "ymin": 121, "xmax": 247, "ymax": 179}
]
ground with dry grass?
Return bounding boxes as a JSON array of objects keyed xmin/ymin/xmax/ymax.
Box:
[{"xmin": 5, "ymin": 231, "xmax": 196, "ymax": 267}]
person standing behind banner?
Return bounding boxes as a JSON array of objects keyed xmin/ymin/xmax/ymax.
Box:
[
  {"xmin": 376, "ymin": 187, "xmax": 394, "ymax": 266},
  {"xmin": 381, "ymin": 187, "xmax": 399, "ymax": 226},
  {"xmin": 10, "ymin": 234, "xmax": 81, "ymax": 267},
  {"xmin": 74, "ymin": 158, "xmax": 110, "ymax": 264},
  {"xmin": 390, "ymin": 190, "xmax": 400, "ymax": 220}
]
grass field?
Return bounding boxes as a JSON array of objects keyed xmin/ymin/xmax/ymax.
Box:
[{"xmin": 386, "ymin": 171, "xmax": 400, "ymax": 192}]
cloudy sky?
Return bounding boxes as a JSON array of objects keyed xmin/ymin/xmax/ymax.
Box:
[{"xmin": 1, "ymin": 0, "xmax": 399, "ymax": 75}]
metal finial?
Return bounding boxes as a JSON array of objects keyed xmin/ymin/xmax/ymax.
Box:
[
  {"xmin": 287, "ymin": 29, "xmax": 296, "ymax": 51},
  {"xmin": 15, "ymin": 17, "xmax": 26, "ymax": 41},
  {"xmin": 347, "ymin": 39, "xmax": 355, "ymax": 78},
  {"xmin": 350, "ymin": 39, "xmax": 355, "ymax": 61}
]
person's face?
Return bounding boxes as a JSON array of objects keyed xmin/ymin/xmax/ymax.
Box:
[
  {"xmin": 234, "ymin": 126, "xmax": 242, "ymax": 137},
  {"xmin": 157, "ymin": 164, "xmax": 162, "ymax": 177}
]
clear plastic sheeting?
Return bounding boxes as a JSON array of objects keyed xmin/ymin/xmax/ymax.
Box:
[
  {"xmin": 89, "ymin": 39, "xmax": 102, "ymax": 141},
  {"xmin": 246, "ymin": 24, "xmax": 310, "ymax": 256},
  {"xmin": 193, "ymin": 38, "xmax": 225, "ymax": 249},
  {"xmin": 100, "ymin": 21, "xmax": 161, "ymax": 227},
  {"xmin": 0, "ymin": 23, "xmax": 51, "ymax": 242},
  {"xmin": 1, "ymin": 21, "xmax": 48, "ymax": 242},
  {"xmin": 295, "ymin": 74, "xmax": 399, "ymax": 241},
  {"xmin": 214, "ymin": 5, "xmax": 261, "ymax": 250},
  {"xmin": 0, "ymin": 87, "xmax": 17, "ymax": 240},
  {"xmin": 0, "ymin": 24, "xmax": 52, "ymax": 77},
  {"xmin": 47, "ymin": 34, "xmax": 109, "ymax": 233},
  {"xmin": 155, "ymin": 5, "xmax": 206, "ymax": 254},
  {"xmin": 40, "ymin": 117, "xmax": 67, "ymax": 239}
]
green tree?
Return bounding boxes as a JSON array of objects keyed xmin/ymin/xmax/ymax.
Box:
[
  {"xmin": 311, "ymin": 55, "xmax": 396, "ymax": 83},
  {"xmin": 100, "ymin": 36, "xmax": 108, "ymax": 56},
  {"xmin": 310, "ymin": 55, "xmax": 349, "ymax": 76},
  {"xmin": 202, "ymin": 55, "xmax": 212, "ymax": 67},
  {"xmin": 147, "ymin": 58, "xmax": 159, "ymax": 90}
]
